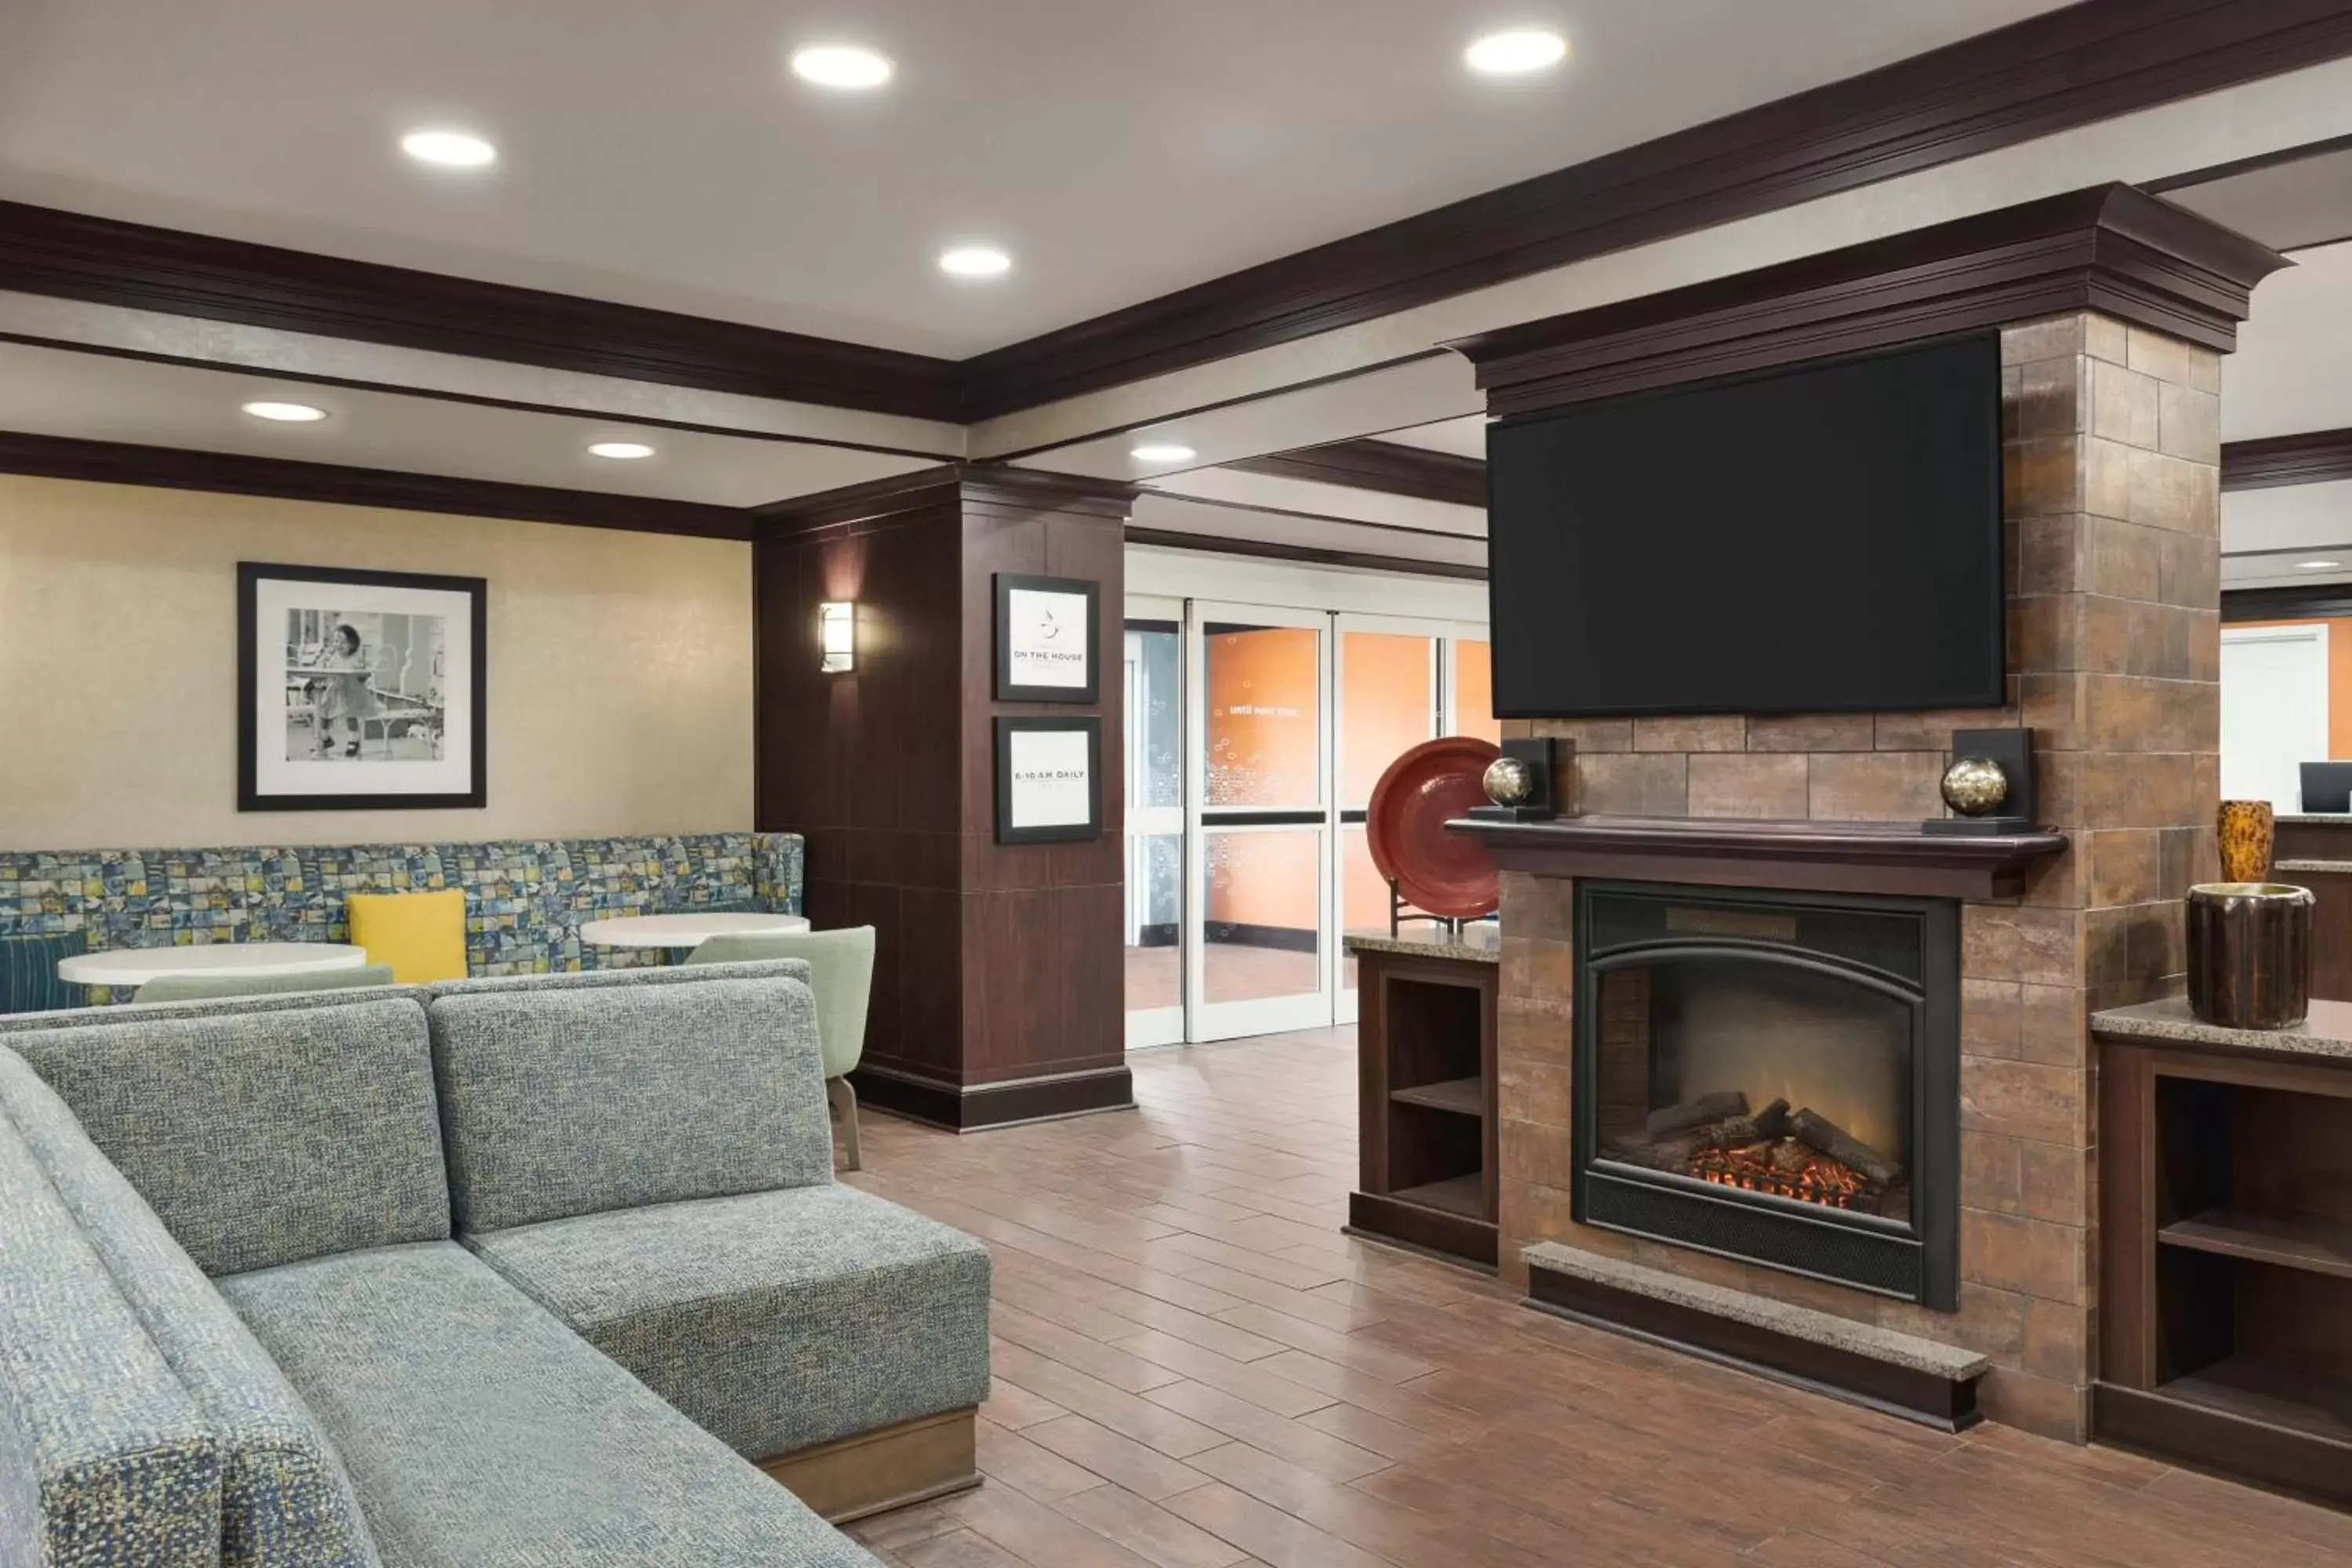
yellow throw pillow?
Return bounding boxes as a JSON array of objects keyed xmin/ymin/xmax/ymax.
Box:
[{"xmin": 346, "ymin": 891, "xmax": 468, "ymax": 984}]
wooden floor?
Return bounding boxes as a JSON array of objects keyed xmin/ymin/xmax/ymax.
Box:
[{"xmin": 840, "ymin": 1028, "xmax": 2352, "ymax": 1568}]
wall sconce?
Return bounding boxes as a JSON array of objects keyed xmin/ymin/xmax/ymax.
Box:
[{"xmin": 819, "ymin": 601, "xmax": 855, "ymax": 673}]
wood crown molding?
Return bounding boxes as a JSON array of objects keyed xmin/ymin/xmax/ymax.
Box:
[
  {"xmin": 2220, "ymin": 427, "xmax": 2352, "ymax": 491},
  {"xmin": 953, "ymin": 0, "xmax": 2352, "ymax": 417},
  {"xmin": 5, "ymin": 3, "xmax": 2348, "ymax": 425},
  {"xmin": 1123, "ymin": 525, "xmax": 1486, "ymax": 581},
  {"xmin": 0, "ymin": 199, "xmax": 963, "ymax": 422},
  {"xmin": 2221, "ymin": 584, "xmax": 2352, "ymax": 622},
  {"xmin": 0, "ymin": 430, "xmax": 753, "ymax": 539},
  {"xmin": 1446, "ymin": 184, "xmax": 2289, "ymax": 417},
  {"xmin": 1221, "ymin": 438, "xmax": 1486, "ymax": 509},
  {"xmin": 752, "ymin": 463, "xmax": 1138, "ymax": 540}
]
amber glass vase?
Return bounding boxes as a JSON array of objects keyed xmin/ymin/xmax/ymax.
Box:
[{"xmin": 2217, "ymin": 800, "xmax": 2276, "ymax": 884}]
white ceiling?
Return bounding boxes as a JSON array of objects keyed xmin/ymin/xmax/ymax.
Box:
[
  {"xmin": 1377, "ymin": 416, "xmax": 1489, "ymax": 459},
  {"xmin": 0, "ymin": 0, "xmax": 2071, "ymax": 358},
  {"xmin": 0, "ymin": 341, "xmax": 931, "ymax": 506},
  {"xmin": 2225, "ymin": 239, "xmax": 2352, "ymax": 441}
]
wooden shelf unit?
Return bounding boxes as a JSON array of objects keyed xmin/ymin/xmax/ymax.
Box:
[
  {"xmin": 1348, "ymin": 943, "xmax": 1499, "ymax": 1269},
  {"xmin": 2097, "ymin": 1040, "xmax": 2352, "ymax": 1507}
]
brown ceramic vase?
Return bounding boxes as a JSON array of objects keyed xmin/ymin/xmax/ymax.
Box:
[
  {"xmin": 2184, "ymin": 882, "xmax": 2313, "ymax": 1029},
  {"xmin": 2216, "ymin": 800, "xmax": 2274, "ymax": 884}
]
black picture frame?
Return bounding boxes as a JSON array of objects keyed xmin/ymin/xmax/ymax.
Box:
[
  {"xmin": 994, "ymin": 717, "xmax": 1103, "ymax": 844},
  {"xmin": 993, "ymin": 572, "xmax": 1101, "ymax": 704},
  {"xmin": 238, "ymin": 561, "xmax": 488, "ymax": 811}
]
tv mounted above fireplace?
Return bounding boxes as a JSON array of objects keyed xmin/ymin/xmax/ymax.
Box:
[{"xmin": 1484, "ymin": 333, "xmax": 2004, "ymax": 719}]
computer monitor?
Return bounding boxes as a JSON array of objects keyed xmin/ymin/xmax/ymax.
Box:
[{"xmin": 2299, "ymin": 762, "xmax": 2352, "ymax": 814}]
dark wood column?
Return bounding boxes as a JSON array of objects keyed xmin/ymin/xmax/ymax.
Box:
[{"xmin": 755, "ymin": 465, "xmax": 1137, "ymax": 1130}]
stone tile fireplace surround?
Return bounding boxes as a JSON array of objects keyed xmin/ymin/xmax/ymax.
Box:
[{"xmin": 1487, "ymin": 309, "xmax": 2233, "ymax": 1441}]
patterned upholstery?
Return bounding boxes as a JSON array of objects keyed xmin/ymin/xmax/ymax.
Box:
[
  {"xmin": 468, "ymin": 1183, "xmax": 991, "ymax": 1461},
  {"xmin": 220, "ymin": 1242, "xmax": 879, "ymax": 1568},
  {"xmin": 1, "ymin": 929, "xmax": 85, "ymax": 1014},
  {"xmin": 0, "ymin": 1052, "xmax": 222, "ymax": 1567},
  {"xmin": 7, "ymin": 996, "xmax": 452, "ymax": 1276},
  {"xmin": 0, "ymin": 1051, "xmax": 379, "ymax": 1567},
  {"xmin": 135, "ymin": 964, "xmax": 399, "ymax": 1004},
  {"xmin": 688, "ymin": 927, "xmax": 874, "ymax": 1080},
  {"xmin": 426, "ymin": 974, "xmax": 833, "ymax": 1234}
]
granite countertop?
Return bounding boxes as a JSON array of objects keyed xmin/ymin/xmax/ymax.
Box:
[
  {"xmin": 2274, "ymin": 814, "xmax": 2352, "ymax": 826},
  {"xmin": 1342, "ymin": 923, "xmax": 1500, "ymax": 964},
  {"xmin": 2274, "ymin": 858, "xmax": 2352, "ymax": 876},
  {"xmin": 2091, "ymin": 996, "xmax": 2352, "ymax": 1063}
]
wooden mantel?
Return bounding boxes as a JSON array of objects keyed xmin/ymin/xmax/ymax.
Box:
[{"xmin": 1447, "ymin": 815, "xmax": 2067, "ymax": 900}]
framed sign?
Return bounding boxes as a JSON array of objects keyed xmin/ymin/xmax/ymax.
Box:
[
  {"xmin": 995, "ymin": 717, "xmax": 1102, "ymax": 844},
  {"xmin": 239, "ymin": 562, "xmax": 488, "ymax": 811},
  {"xmin": 993, "ymin": 573, "xmax": 1100, "ymax": 703}
]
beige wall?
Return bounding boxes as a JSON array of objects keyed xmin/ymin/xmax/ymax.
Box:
[{"xmin": 0, "ymin": 476, "xmax": 753, "ymax": 850}]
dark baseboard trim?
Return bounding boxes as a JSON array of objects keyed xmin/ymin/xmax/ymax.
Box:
[
  {"xmin": 1203, "ymin": 920, "xmax": 1318, "ymax": 953},
  {"xmin": 851, "ymin": 1062, "xmax": 1135, "ymax": 1132},
  {"xmin": 1347, "ymin": 1192, "xmax": 1499, "ymax": 1269},
  {"xmin": 0, "ymin": 430, "xmax": 754, "ymax": 540},
  {"xmin": 1124, "ymin": 525, "xmax": 1484, "ymax": 580},
  {"xmin": 2221, "ymin": 426, "xmax": 2352, "ymax": 491},
  {"xmin": 2092, "ymin": 1381, "xmax": 2352, "ymax": 1511},
  {"xmin": 1224, "ymin": 439, "xmax": 1486, "ymax": 509},
  {"xmin": 1524, "ymin": 1258, "xmax": 1984, "ymax": 1432}
]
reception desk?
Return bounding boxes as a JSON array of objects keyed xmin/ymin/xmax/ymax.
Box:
[{"xmin": 2274, "ymin": 815, "xmax": 2352, "ymax": 1000}]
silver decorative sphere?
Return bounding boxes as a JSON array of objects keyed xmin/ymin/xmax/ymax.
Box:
[
  {"xmin": 1940, "ymin": 756, "xmax": 2010, "ymax": 817},
  {"xmin": 1483, "ymin": 755, "xmax": 1534, "ymax": 808}
]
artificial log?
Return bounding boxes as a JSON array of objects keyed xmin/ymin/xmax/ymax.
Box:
[
  {"xmin": 1712, "ymin": 1097, "xmax": 1791, "ymax": 1147},
  {"xmin": 1788, "ymin": 1109, "xmax": 1900, "ymax": 1187},
  {"xmin": 1645, "ymin": 1091, "xmax": 1749, "ymax": 1138}
]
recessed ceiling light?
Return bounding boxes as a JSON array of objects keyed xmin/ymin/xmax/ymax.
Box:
[
  {"xmin": 2297, "ymin": 559, "xmax": 2343, "ymax": 571},
  {"xmin": 938, "ymin": 245, "xmax": 1012, "ymax": 279},
  {"xmin": 790, "ymin": 44, "xmax": 895, "ymax": 89},
  {"xmin": 1465, "ymin": 29, "xmax": 1569, "ymax": 75},
  {"xmin": 587, "ymin": 441, "xmax": 657, "ymax": 461},
  {"xmin": 241, "ymin": 400, "xmax": 328, "ymax": 423},
  {"xmin": 1131, "ymin": 443, "xmax": 1196, "ymax": 465},
  {"xmin": 400, "ymin": 129, "xmax": 497, "ymax": 169}
]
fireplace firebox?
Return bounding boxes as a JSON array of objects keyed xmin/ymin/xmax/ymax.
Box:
[{"xmin": 1573, "ymin": 880, "xmax": 1958, "ymax": 1308}]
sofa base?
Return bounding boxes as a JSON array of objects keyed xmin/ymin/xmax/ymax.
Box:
[{"xmin": 757, "ymin": 1407, "xmax": 980, "ymax": 1523}]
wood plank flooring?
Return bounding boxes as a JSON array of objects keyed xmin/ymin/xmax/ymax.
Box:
[{"xmin": 841, "ymin": 1028, "xmax": 2352, "ymax": 1567}]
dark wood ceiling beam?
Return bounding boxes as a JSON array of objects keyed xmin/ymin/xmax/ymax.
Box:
[
  {"xmin": 0, "ymin": 430, "xmax": 756, "ymax": 539},
  {"xmin": 956, "ymin": 0, "xmax": 2352, "ymax": 417},
  {"xmin": 0, "ymin": 200, "xmax": 964, "ymax": 422},
  {"xmin": 1221, "ymin": 438, "xmax": 1486, "ymax": 508},
  {"xmin": 2221, "ymin": 427, "xmax": 2352, "ymax": 490}
]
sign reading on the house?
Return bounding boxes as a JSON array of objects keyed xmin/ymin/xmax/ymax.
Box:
[{"xmin": 993, "ymin": 573, "xmax": 1101, "ymax": 704}]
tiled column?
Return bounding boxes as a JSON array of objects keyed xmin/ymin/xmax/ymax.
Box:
[{"xmin": 1494, "ymin": 313, "xmax": 2223, "ymax": 1442}]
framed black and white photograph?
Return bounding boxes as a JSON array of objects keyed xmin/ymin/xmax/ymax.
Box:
[
  {"xmin": 995, "ymin": 717, "xmax": 1102, "ymax": 844},
  {"xmin": 993, "ymin": 573, "xmax": 1100, "ymax": 703},
  {"xmin": 238, "ymin": 562, "xmax": 487, "ymax": 811}
]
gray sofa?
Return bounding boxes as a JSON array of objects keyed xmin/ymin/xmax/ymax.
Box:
[{"xmin": 0, "ymin": 960, "xmax": 991, "ymax": 1567}]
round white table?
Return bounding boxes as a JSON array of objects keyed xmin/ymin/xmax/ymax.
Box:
[
  {"xmin": 577, "ymin": 912, "xmax": 811, "ymax": 951},
  {"xmin": 57, "ymin": 942, "xmax": 369, "ymax": 989}
]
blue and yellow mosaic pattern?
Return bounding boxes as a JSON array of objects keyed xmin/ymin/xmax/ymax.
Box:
[{"xmin": 0, "ymin": 833, "xmax": 804, "ymax": 1003}]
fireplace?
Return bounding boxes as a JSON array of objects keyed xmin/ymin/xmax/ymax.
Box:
[{"xmin": 1573, "ymin": 880, "xmax": 1958, "ymax": 1308}]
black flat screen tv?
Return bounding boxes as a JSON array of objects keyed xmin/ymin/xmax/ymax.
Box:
[{"xmin": 1485, "ymin": 334, "xmax": 2004, "ymax": 718}]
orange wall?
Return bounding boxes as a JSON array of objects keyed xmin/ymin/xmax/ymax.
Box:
[
  {"xmin": 1341, "ymin": 633, "xmax": 1436, "ymax": 803},
  {"xmin": 2235, "ymin": 619, "xmax": 2352, "ymax": 758},
  {"xmin": 1454, "ymin": 640, "xmax": 1501, "ymax": 745}
]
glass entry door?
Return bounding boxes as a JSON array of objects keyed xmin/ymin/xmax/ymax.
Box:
[
  {"xmin": 1123, "ymin": 599, "xmax": 1185, "ymax": 1048},
  {"xmin": 1191, "ymin": 604, "xmax": 1331, "ymax": 1040}
]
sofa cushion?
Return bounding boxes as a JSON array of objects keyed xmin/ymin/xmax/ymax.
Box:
[
  {"xmin": 0, "ymin": 1062, "xmax": 222, "ymax": 1568},
  {"xmin": 8, "ymin": 995, "xmax": 451, "ymax": 1276},
  {"xmin": 0, "ymin": 930, "xmax": 85, "ymax": 1015},
  {"xmin": 219, "ymin": 1242, "xmax": 877, "ymax": 1568},
  {"xmin": 0, "ymin": 1050, "xmax": 379, "ymax": 1568},
  {"xmin": 466, "ymin": 1184, "xmax": 992, "ymax": 1460},
  {"xmin": 427, "ymin": 974, "xmax": 833, "ymax": 1234}
]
